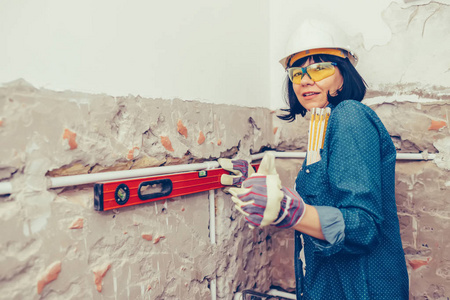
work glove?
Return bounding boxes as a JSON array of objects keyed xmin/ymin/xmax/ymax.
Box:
[
  {"xmin": 228, "ymin": 152, "xmax": 306, "ymax": 228},
  {"xmin": 218, "ymin": 158, "xmax": 255, "ymax": 186}
]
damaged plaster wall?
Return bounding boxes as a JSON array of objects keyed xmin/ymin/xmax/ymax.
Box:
[
  {"xmin": 1, "ymin": 83, "xmax": 449, "ymax": 299},
  {"xmin": 0, "ymin": 79, "xmax": 280, "ymax": 300}
]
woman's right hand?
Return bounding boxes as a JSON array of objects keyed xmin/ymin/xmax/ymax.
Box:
[
  {"xmin": 230, "ymin": 175, "xmax": 306, "ymax": 228},
  {"xmin": 228, "ymin": 152, "xmax": 306, "ymax": 228}
]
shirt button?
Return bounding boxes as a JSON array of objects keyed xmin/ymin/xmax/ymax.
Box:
[{"xmin": 306, "ymin": 169, "xmax": 310, "ymax": 174}]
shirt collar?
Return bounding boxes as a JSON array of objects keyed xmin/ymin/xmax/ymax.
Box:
[{"xmin": 327, "ymin": 103, "xmax": 335, "ymax": 111}]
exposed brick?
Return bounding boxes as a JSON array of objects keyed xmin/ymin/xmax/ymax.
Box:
[
  {"xmin": 153, "ymin": 235, "xmax": 165, "ymax": 244},
  {"xmin": 198, "ymin": 131, "xmax": 206, "ymax": 145},
  {"xmin": 408, "ymin": 258, "xmax": 431, "ymax": 270},
  {"xmin": 142, "ymin": 234, "xmax": 153, "ymax": 241},
  {"xmin": 127, "ymin": 147, "xmax": 140, "ymax": 160},
  {"xmin": 428, "ymin": 120, "xmax": 447, "ymax": 131},
  {"xmin": 69, "ymin": 217, "xmax": 84, "ymax": 229},
  {"xmin": 160, "ymin": 136, "xmax": 174, "ymax": 152},
  {"xmin": 93, "ymin": 263, "xmax": 111, "ymax": 292},
  {"xmin": 177, "ymin": 120, "xmax": 188, "ymax": 138},
  {"xmin": 63, "ymin": 129, "xmax": 78, "ymax": 150},
  {"xmin": 37, "ymin": 261, "xmax": 62, "ymax": 294}
]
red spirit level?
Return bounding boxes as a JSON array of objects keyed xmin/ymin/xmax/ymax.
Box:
[{"xmin": 94, "ymin": 164, "xmax": 259, "ymax": 211}]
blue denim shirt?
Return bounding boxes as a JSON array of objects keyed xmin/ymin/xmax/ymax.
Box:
[{"xmin": 294, "ymin": 100, "xmax": 409, "ymax": 299}]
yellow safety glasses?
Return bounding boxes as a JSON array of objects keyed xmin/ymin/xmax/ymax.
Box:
[{"xmin": 287, "ymin": 62, "xmax": 337, "ymax": 84}]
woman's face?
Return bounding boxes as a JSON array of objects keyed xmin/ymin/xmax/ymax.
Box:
[{"xmin": 293, "ymin": 57, "xmax": 343, "ymax": 111}]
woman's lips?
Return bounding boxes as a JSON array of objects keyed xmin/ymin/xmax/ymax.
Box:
[{"xmin": 302, "ymin": 92, "xmax": 320, "ymax": 100}]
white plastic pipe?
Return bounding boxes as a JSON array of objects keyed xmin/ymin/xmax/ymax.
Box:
[
  {"xmin": 251, "ymin": 151, "xmax": 435, "ymax": 161},
  {"xmin": 267, "ymin": 289, "xmax": 296, "ymax": 299},
  {"xmin": 0, "ymin": 151, "xmax": 437, "ymax": 195},
  {"xmin": 396, "ymin": 153, "xmax": 436, "ymax": 160},
  {"xmin": 49, "ymin": 161, "xmax": 220, "ymax": 189},
  {"xmin": 0, "ymin": 182, "xmax": 12, "ymax": 195},
  {"xmin": 209, "ymin": 188, "xmax": 217, "ymax": 300},
  {"xmin": 233, "ymin": 289, "xmax": 296, "ymax": 300},
  {"xmin": 209, "ymin": 190, "xmax": 216, "ymax": 245}
]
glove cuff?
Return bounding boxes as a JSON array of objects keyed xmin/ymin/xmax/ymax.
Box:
[{"xmin": 273, "ymin": 191, "xmax": 306, "ymax": 229}]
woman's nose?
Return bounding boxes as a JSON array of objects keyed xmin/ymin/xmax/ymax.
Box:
[{"xmin": 301, "ymin": 73, "xmax": 314, "ymax": 85}]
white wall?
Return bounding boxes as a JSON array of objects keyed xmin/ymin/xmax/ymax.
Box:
[
  {"xmin": 2, "ymin": 0, "xmax": 449, "ymax": 109},
  {"xmin": 0, "ymin": 0, "xmax": 270, "ymax": 107}
]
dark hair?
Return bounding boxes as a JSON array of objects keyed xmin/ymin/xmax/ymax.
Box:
[{"xmin": 278, "ymin": 54, "xmax": 367, "ymax": 122}]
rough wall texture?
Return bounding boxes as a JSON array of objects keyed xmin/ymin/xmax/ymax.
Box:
[
  {"xmin": 1, "ymin": 77, "xmax": 449, "ymax": 299},
  {"xmin": 0, "ymin": 79, "xmax": 282, "ymax": 300}
]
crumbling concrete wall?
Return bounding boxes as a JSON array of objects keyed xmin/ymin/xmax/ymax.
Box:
[
  {"xmin": 1, "ymin": 78, "xmax": 449, "ymax": 299},
  {"xmin": 0, "ymin": 79, "xmax": 282, "ymax": 300}
]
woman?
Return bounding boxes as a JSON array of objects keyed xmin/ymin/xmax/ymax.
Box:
[{"xmin": 222, "ymin": 19, "xmax": 409, "ymax": 299}]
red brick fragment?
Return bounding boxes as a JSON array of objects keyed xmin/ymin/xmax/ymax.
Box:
[
  {"xmin": 93, "ymin": 263, "xmax": 111, "ymax": 292},
  {"xmin": 127, "ymin": 147, "xmax": 140, "ymax": 160},
  {"xmin": 69, "ymin": 218, "xmax": 84, "ymax": 229},
  {"xmin": 217, "ymin": 139, "xmax": 222, "ymax": 146},
  {"xmin": 181, "ymin": 207, "xmax": 185, "ymax": 212},
  {"xmin": 273, "ymin": 127, "xmax": 278, "ymax": 134},
  {"xmin": 408, "ymin": 258, "xmax": 431, "ymax": 270},
  {"xmin": 161, "ymin": 136, "xmax": 174, "ymax": 152},
  {"xmin": 153, "ymin": 235, "xmax": 165, "ymax": 244},
  {"xmin": 63, "ymin": 129, "xmax": 78, "ymax": 150},
  {"xmin": 428, "ymin": 120, "xmax": 446, "ymax": 131},
  {"xmin": 177, "ymin": 120, "xmax": 188, "ymax": 138},
  {"xmin": 198, "ymin": 131, "xmax": 206, "ymax": 145},
  {"xmin": 147, "ymin": 285, "xmax": 152, "ymax": 291},
  {"xmin": 37, "ymin": 261, "xmax": 62, "ymax": 294},
  {"xmin": 0, "ymin": 119, "xmax": 3, "ymax": 126},
  {"xmin": 142, "ymin": 234, "xmax": 153, "ymax": 241}
]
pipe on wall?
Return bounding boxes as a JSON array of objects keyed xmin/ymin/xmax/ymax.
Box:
[
  {"xmin": 209, "ymin": 190, "xmax": 217, "ymax": 300},
  {"xmin": 0, "ymin": 152, "xmax": 438, "ymax": 196}
]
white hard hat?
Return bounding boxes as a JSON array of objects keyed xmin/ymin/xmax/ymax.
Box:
[{"xmin": 279, "ymin": 18, "xmax": 358, "ymax": 69}]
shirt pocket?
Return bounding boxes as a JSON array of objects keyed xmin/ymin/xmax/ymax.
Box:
[{"xmin": 295, "ymin": 158, "xmax": 328, "ymax": 204}]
